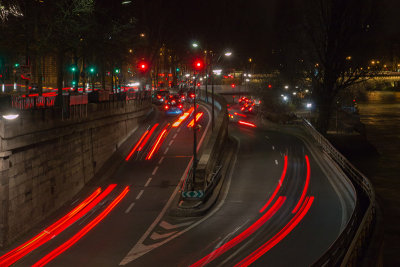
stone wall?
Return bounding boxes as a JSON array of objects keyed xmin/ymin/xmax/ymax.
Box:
[{"xmin": 0, "ymin": 102, "xmax": 151, "ymax": 247}]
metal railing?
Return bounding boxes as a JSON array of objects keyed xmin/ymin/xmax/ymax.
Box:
[{"xmin": 302, "ymin": 119, "xmax": 376, "ymax": 267}]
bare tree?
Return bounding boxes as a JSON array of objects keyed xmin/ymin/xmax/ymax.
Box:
[{"xmin": 301, "ymin": 0, "xmax": 375, "ymax": 134}]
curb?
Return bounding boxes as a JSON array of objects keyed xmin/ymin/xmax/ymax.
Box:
[{"xmin": 169, "ymin": 136, "xmax": 238, "ymax": 217}]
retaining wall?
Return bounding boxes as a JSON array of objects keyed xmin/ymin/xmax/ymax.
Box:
[{"xmin": 0, "ymin": 102, "xmax": 151, "ymax": 247}]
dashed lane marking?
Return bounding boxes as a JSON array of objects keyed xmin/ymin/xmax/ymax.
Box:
[
  {"xmin": 136, "ymin": 190, "xmax": 144, "ymax": 200},
  {"xmin": 158, "ymin": 157, "xmax": 165, "ymax": 165},
  {"xmin": 145, "ymin": 178, "xmax": 152, "ymax": 187},
  {"xmin": 125, "ymin": 203, "xmax": 135, "ymax": 214},
  {"xmin": 164, "ymin": 147, "xmax": 169, "ymax": 155},
  {"xmin": 152, "ymin": 166, "xmax": 159, "ymax": 176},
  {"xmin": 275, "ymin": 160, "xmax": 278, "ymax": 165},
  {"xmin": 169, "ymin": 140, "xmax": 174, "ymax": 146},
  {"xmin": 173, "ymin": 133, "xmax": 178, "ymax": 139}
]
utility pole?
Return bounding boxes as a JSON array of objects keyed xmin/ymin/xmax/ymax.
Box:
[{"xmin": 192, "ymin": 73, "xmax": 198, "ymax": 190}]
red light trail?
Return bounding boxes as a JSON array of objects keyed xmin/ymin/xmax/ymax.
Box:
[
  {"xmin": 138, "ymin": 124, "xmax": 159, "ymax": 152},
  {"xmin": 173, "ymin": 107, "xmax": 194, "ymax": 127},
  {"xmin": 190, "ymin": 197, "xmax": 286, "ymax": 267},
  {"xmin": 0, "ymin": 186, "xmax": 117, "ymax": 266},
  {"xmin": 238, "ymin": 121, "xmax": 257, "ymax": 128},
  {"xmin": 259, "ymin": 155, "xmax": 288, "ymax": 213},
  {"xmin": 146, "ymin": 125, "xmax": 170, "ymax": 160},
  {"xmin": 33, "ymin": 186, "xmax": 130, "ymax": 267},
  {"xmin": 234, "ymin": 197, "xmax": 315, "ymax": 267},
  {"xmin": 292, "ymin": 155, "xmax": 310, "ymax": 214},
  {"xmin": 187, "ymin": 112, "xmax": 204, "ymax": 128},
  {"xmin": 125, "ymin": 130, "xmax": 149, "ymax": 161}
]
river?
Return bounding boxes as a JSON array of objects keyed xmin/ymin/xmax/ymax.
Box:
[{"xmin": 357, "ymin": 91, "xmax": 400, "ymax": 265}]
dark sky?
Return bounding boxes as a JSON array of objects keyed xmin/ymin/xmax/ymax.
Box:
[{"xmin": 133, "ymin": 0, "xmax": 400, "ymax": 68}]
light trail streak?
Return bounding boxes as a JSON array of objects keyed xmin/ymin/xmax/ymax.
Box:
[{"xmin": 33, "ymin": 186, "xmax": 130, "ymax": 267}]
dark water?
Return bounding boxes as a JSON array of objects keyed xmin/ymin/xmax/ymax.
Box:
[{"xmin": 357, "ymin": 91, "xmax": 400, "ymax": 265}]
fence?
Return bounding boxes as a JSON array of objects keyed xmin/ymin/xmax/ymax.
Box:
[{"xmin": 302, "ymin": 119, "xmax": 376, "ymax": 267}]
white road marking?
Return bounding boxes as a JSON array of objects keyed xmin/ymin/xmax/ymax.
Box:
[
  {"xmin": 158, "ymin": 157, "xmax": 165, "ymax": 165},
  {"xmin": 164, "ymin": 147, "xmax": 169, "ymax": 155},
  {"xmin": 150, "ymin": 231, "xmax": 177, "ymax": 241},
  {"xmin": 177, "ymin": 128, "xmax": 181, "ymax": 133},
  {"xmin": 169, "ymin": 140, "xmax": 174, "ymax": 146},
  {"xmin": 136, "ymin": 190, "xmax": 144, "ymax": 200},
  {"xmin": 144, "ymin": 178, "xmax": 152, "ymax": 187},
  {"xmin": 159, "ymin": 220, "xmax": 194, "ymax": 230},
  {"xmin": 152, "ymin": 166, "xmax": 159, "ymax": 176},
  {"xmin": 275, "ymin": 160, "xmax": 278, "ymax": 165},
  {"xmin": 125, "ymin": 203, "xmax": 135, "ymax": 214},
  {"xmin": 173, "ymin": 133, "xmax": 178, "ymax": 139},
  {"xmin": 272, "ymin": 146, "xmax": 275, "ymax": 150},
  {"xmin": 119, "ymin": 133, "xmax": 238, "ymax": 266}
]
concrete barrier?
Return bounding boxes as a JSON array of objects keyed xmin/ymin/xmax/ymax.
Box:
[
  {"xmin": 0, "ymin": 101, "xmax": 151, "ymax": 248},
  {"xmin": 302, "ymin": 119, "xmax": 376, "ymax": 267}
]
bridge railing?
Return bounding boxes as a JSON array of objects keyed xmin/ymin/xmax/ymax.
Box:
[{"xmin": 302, "ymin": 119, "xmax": 376, "ymax": 267}]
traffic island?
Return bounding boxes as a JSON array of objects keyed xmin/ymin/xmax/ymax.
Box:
[{"xmin": 169, "ymin": 137, "xmax": 238, "ymax": 217}]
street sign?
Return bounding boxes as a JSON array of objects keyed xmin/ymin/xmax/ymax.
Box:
[{"xmin": 182, "ymin": 190, "xmax": 204, "ymax": 199}]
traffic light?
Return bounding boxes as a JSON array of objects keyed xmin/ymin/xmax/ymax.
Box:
[
  {"xmin": 176, "ymin": 68, "xmax": 180, "ymax": 72},
  {"xmin": 137, "ymin": 60, "xmax": 149, "ymax": 73},
  {"xmin": 14, "ymin": 63, "xmax": 20, "ymax": 68},
  {"xmin": 231, "ymin": 84, "xmax": 236, "ymax": 88},
  {"xmin": 114, "ymin": 68, "xmax": 120, "ymax": 74},
  {"xmin": 89, "ymin": 67, "xmax": 95, "ymax": 74},
  {"xmin": 71, "ymin": 66, "xmax": 77, "ymax": 72},
  {"xmin": 193, "ymin": 59, "xmax": 205, "ymax": 71},
  {"xmin": 268, "ymin": 84, "xmax": 272, "ymax": 88}
]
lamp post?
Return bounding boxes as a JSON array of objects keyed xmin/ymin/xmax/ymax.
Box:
[{"xmin": 210, "ymin": 50, "xmax": 232, "ymax": 131}]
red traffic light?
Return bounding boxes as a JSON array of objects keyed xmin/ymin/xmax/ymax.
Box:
[
  {"xmin": 137, "ymin": 60, "xmax": 149, "ymax": 72},
  {"xmin": 231, "ymin": 84, "xmax": 236, "ymax": 88},
  {"xmin": 268, "ymin": 84, "xmax": 272, "ymax": 88},
  {"xmin": 193, "ymin": 59, "xmax": 205, "ymax": 71}
]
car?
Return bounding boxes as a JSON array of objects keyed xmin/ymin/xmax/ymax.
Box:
[
  {"xmin": 153, "ymin": 90, "xmax": 170, "ymax": 105},
  {"xmin": 186, "ymin": 89, "xmax": 196, "ymax": 103},
  {"xmin": 164, "ymin": 95, "xmax": 184, "ymax": 116}
]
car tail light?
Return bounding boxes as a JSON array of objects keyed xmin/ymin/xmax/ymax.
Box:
[
  {"xmin": 164, "ymin": 105, "xmax": 169, "ymax": 110},
  {"xmin": 178, "ymin": 104, "xmax": 183, "ymax": 109},
  {"xmin": 190, "ymin": 94, "xmax": 195, "ymax": 98},
  {"xmin": 157, "ymin": 95, "xmax": 161, "ymax": 99}
]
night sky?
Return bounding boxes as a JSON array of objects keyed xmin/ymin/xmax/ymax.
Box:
[{"xmin": 132, "ymin": 0, "xmax": 400, "ymax": 68}]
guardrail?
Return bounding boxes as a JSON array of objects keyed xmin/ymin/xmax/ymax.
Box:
[{"xmin": 302, "ymin": 119, "xmax": 376, "ymax": 267}]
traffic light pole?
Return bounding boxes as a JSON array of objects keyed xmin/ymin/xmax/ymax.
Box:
[{"xmin": 192, "ymin": 74, "xmax": 198, "ymax": 191}]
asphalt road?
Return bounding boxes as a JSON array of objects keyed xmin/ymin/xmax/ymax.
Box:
[{"xmin": 1, "ymin": 103, "xmax": 356, "ymax": 267}]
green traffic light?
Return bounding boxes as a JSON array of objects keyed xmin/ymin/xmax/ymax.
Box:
[
  {"xmin": 71, "ymin": 66, "xmax": 77, "ymax": 72},
  {"xmin": 115, "ymin": 68, "xmax": 120, "ymax": 74},
  {"xmin": 176, "ymin": 68, "xmax": 180, "ymax": 72},
  {"xmin": 14, "ymin": 63, "xmax": 20, "ymax": 68},
  {"xmin": 90, "ymin": 68, "xmax": 95, "ymax": 73}
]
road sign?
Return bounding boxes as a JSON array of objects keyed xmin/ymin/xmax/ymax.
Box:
[{"xmin": 182, "ymin": 190, "xmax": 204, "ymax": 199}]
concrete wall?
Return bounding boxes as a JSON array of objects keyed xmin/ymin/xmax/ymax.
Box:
[{"xmin": 0, "ymin": 101, "xmax": 151, "ymax": 247}]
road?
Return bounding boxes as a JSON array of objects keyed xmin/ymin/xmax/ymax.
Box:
[{"xmin": 0, "ymin": 103, "xmax": 355, "ymax": 267}]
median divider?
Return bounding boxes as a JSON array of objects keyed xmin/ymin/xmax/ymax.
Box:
[{"xmin": 170, "ymin": 90, "xmax": 232, "ymax": 217}]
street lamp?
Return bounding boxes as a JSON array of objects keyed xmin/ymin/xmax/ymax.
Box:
[
  {"xmin": 210, "ymin": 50, "xmax": 232, "ymax": 131},
  {"xmin": 192, "ymin": 42, "xmax": 199, "ymax": 48}
]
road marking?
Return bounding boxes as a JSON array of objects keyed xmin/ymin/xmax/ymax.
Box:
[
  {"xmin": 136, "ymin": 190, "xmax": 144, "ymax": 200},
  {"xmin": 120, "ymin": 106, "xmax": 215, "ymax": 265},
  {"xmin": 272, "ymin": 146, "xmax": 275, "ymax": 150},
  {"xmin": 164, "ymin": 147, "xmax": 169, "ymax": 155},
  {"xmin": 150, "ymin": 231, "xmax": 177, "ymax": 241},
  {"xmin": 275, "ymin": 160, "xmax": 278, "ymax": 165},
  {"xmin": 144, "ymin": 178, "xmax": 152, "ymax": 187},
  {"xmin": 169, "ymin": 140, "xmax": 174, "ymax": 146},
  {"xmin": 125, "ymin": 203, "xmax": 135, "ymax": 214},
  {"xmin": 152, "ymin": 166, "xmax": 159, "ymax": 176},
  {"xmin": 173, "ymin": 133, "xmax": 178, "ymax": 139},
  {"xmin": 177, "ymin": 128, "xmax": 181, "ymax": 133},
  {"xmin": 159, "ymin": 220, "xmax": 194, "ymax": 230},
  {"xmin": 120, "ymin": 137, "xmax": 238, "ymax": 264},
  {"xmin": 158, "ymin": 157, "xmax": 165, "ymax": 165}
]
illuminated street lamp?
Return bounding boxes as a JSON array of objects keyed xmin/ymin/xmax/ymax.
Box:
[{"xmin": 192, "ymin": 42, "xmax": 199, "ymax": 48}]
